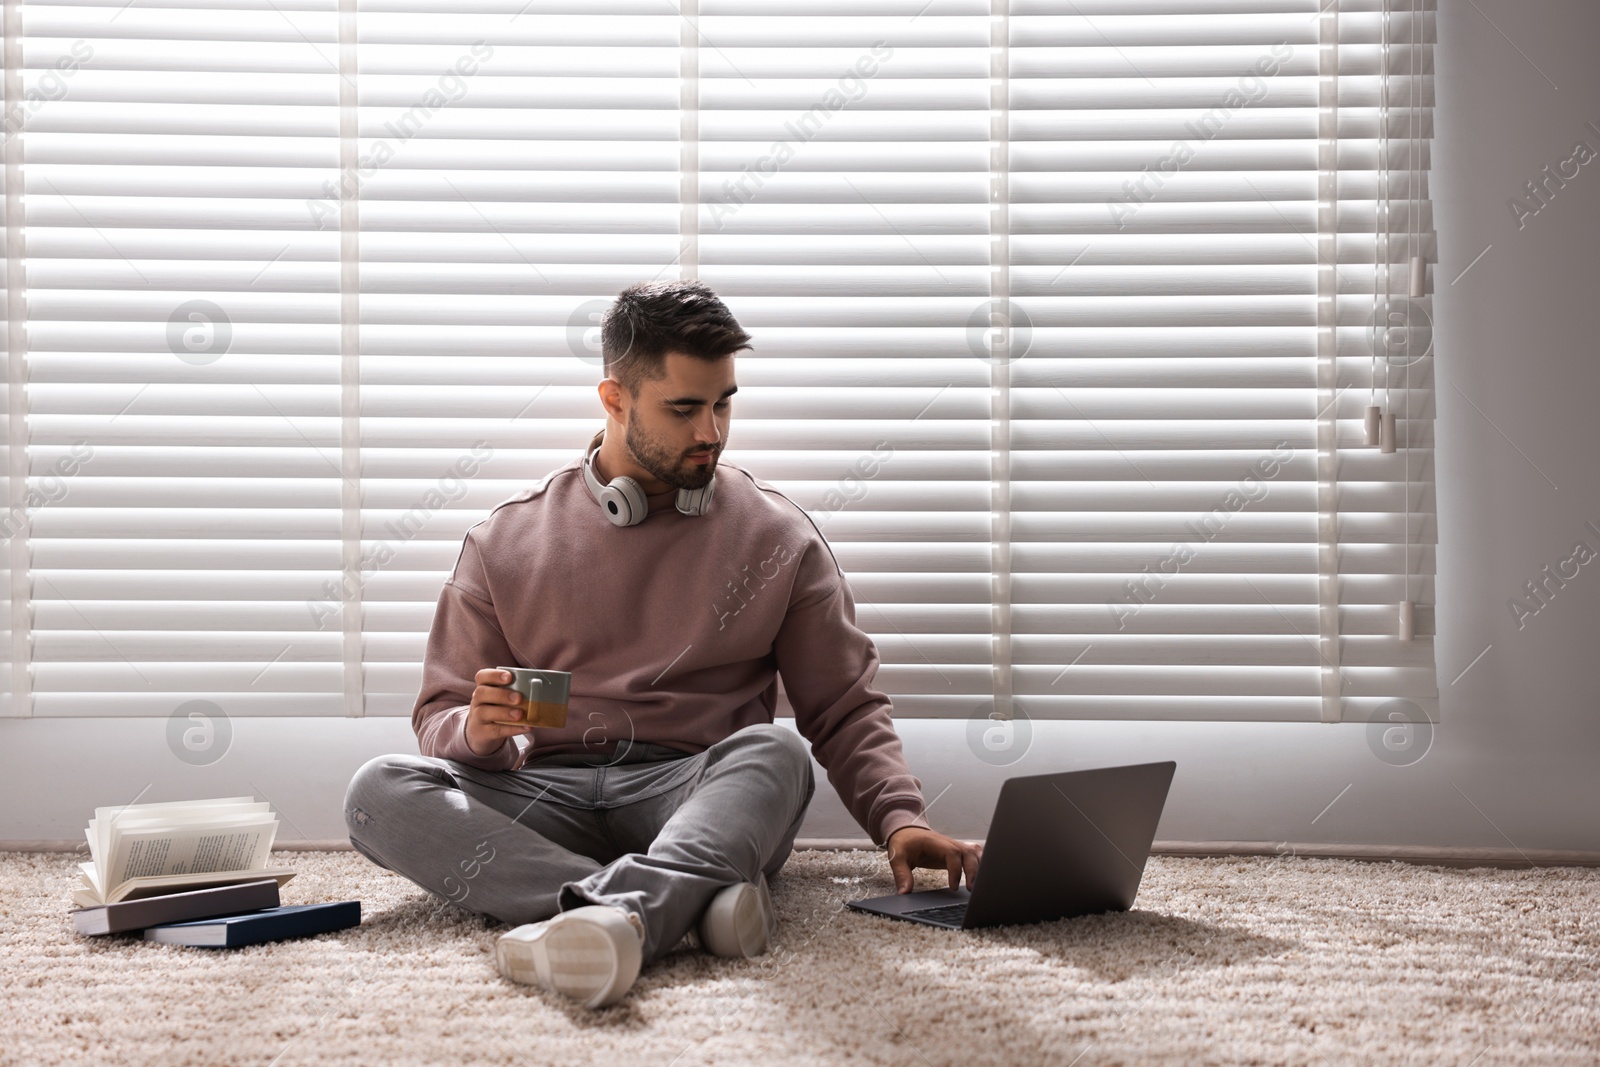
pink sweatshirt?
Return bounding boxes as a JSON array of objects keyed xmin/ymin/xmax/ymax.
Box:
[{"xmin": 411, "ymin": 446, "xmax": 933, "ymax": 847}]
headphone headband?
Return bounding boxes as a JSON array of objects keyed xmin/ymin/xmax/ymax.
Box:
[{"xmin": 582, "ymin": 436, "xmax": 715, "ymax": 527}]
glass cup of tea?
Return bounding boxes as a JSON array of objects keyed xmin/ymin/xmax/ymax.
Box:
[{"xmin": 490, "ymin": 666, "xmax": 571, "ymax": 729}]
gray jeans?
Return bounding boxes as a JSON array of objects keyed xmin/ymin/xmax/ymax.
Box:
[{"xmin": 342, "ymin": 721, "xmax": 816, "ymax": 965}]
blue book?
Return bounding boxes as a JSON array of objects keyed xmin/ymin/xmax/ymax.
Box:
[{"xmin": 142, "ymin": 901, "xmax": 360, "ymax": 948}]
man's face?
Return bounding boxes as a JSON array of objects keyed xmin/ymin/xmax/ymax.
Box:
[{"xmin": 621, "ymin": 352, "xmax": 737, "ymax": 491}]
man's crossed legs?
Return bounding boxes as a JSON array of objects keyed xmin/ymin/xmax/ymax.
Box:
[{"xmin": 343, "ymin": 721, "xmax": 816, "ymax": 999}]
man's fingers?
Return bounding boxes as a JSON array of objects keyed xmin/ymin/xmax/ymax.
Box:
[
  {"xmin": 472, "ymin": 684, "xmax": 521, "ymax": 708},
  {"xmin": 888, "ymin": 850, "xmax": 911, "ymax": 894},
  {"xmin": 482, "ymin": 711, "xmax": 529, "ymax": 731},
  {"xmin": 470, "ymin": 671, "xmax": 530, "ymax": 731},
  {"xmin": 946, "ymin": 852, "xmax": 963, "ymax": 890},
  {"xmin": 486, "ymin": 719, "xmax": 528, "ymax": 733},
  {"xmin": 963, "ymin": 845, "xmax": 980, "ymax": 890}
]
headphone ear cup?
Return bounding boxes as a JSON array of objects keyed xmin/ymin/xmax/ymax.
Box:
[
  {"xmin": 676, "ymin": 474, "xmax": 715, "ymax": 517},
  {"xmin": 598, "ymin": 476, "xmax": 648, "ymax": 526}
]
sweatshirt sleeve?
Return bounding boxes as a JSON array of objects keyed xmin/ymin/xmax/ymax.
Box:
[
  {"xmin": 772, "ymin": 532, "xmax": 932, "ymax": 848},
  {"xmin": 411, "ymin": 528, "xmax": 524, "ymax": 772}
]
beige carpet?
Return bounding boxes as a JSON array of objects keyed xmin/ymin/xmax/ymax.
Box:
[{"xmin": 3, "ymin": 849, "xmax": 1598, "ymax": 1067}]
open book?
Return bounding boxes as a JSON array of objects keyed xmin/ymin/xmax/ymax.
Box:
[{"xmin": 74, "ymin": 796, "xmax": 296, "ymax": 907}]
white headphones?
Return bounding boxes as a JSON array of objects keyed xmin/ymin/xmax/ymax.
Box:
[{"xmin": 582, "ymin": 437, "xmax": 715, "ymax": 527}]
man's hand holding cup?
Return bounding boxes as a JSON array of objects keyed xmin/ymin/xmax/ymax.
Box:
[{"xmin": 464, "ymin": 666, "xmax": 572, "ymax": 757}]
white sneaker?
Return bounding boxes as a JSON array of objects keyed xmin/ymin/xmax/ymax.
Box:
[
  {"xmin": 698, "ymin": 872, "xmax": 776, "ymax": 959},
  {"xmin": 495, "ymin": 904, "xmax": 645, "ymax": 1009}
]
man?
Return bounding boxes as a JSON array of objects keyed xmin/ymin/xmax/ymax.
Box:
[{"xmin": 343, "ymin": 280, "xmax": 981, "ymax": 1008}]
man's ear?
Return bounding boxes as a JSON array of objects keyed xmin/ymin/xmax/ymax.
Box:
[{"xmin": 597, "ymin": 377, "xmax": 629, "ymax": 423}]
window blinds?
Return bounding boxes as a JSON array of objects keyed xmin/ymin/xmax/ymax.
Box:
[{"xmin": 1, "ymin": 0, "xmax": 1436, "ymax": 725}]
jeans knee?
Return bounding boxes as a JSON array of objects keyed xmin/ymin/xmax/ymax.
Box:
[
  {"xmin": 732, "ymin": 722, "xmax": 814, "ymax": 800},
  {"xmin": 344, "ymin": 753, "xmax": 419, "ymax": 837}
]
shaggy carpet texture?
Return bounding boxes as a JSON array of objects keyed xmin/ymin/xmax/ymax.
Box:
[{"xmin": 2, "ymin": 848, "xmax": 1597, "ymax": 1067}]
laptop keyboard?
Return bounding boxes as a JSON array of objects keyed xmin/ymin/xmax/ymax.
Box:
[{"xmin": 904, "ymin": 902, "xmax": 968, "ymax": 925}]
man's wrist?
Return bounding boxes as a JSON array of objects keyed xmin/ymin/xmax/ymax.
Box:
[
  {"xmin": 461, "ymin": 710, "xmax": 504, "ymax": 758},
  {"xmin": 466, "ymin": 729, "xmax": 509, "ymax": 759}
]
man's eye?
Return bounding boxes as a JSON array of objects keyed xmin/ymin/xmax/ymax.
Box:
[{"xmin": 714, "ymin": 401, "xmax": 730, "ymax": 411}]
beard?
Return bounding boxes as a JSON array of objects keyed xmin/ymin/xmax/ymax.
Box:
[{"xmin": 623, "ymin": 417, "xmax": 721, "ymax": 491}]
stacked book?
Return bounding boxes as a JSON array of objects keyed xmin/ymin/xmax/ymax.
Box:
[{"xmin": 69, "ymin": 796, "xmax": 359, "ymax": 947}]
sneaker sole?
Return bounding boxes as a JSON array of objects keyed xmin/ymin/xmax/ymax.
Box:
[
  {"xmin": 700, "ymin": 873, "xmax": 776, "ymax": 958},
  {"xmin": 497, "ymin": 911, "xmax": 642, "ymax": 1008}
]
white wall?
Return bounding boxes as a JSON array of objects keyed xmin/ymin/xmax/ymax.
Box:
[{"xmin": 3, "ymin": 0, "xmax": 1597, "ymax": 852}]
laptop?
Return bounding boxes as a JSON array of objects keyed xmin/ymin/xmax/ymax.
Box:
[{"xmin": 846, "ymin": 760, "xmax": 1176, "ymax": 930}]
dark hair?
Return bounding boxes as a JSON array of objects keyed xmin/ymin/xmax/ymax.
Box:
[{"xmin": 600, "ymin": 280, "xmax": 752, "ymax": 395}]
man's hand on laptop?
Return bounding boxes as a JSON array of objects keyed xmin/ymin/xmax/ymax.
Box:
[
  {"xmin": 464, "ymin": 668, "xmax": 530, "ymax": 757},
  {"xmin": 885, "ymin": 826, "xmax": 983, "ymax": 894}
]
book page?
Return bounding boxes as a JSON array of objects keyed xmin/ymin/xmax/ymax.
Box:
[
  {"xmin": 79, "ymin": 798, "xmax": 283, "ymax": 903},
  {"xmin": 93, "ymin": 799, "xmax": 265, "ymax": 855},
  {"xmin": 82, "ymin": 831, "xmax": 104, "ymax": 894},
  {"xmin": 90, "ymin": 805, "xmax": 273, "ymax": 871},
  {"xmin": 111, "ymin": 868, "xmax": 296, "ymax": 904},
  {"xmin": 102, "ymin": 818, "xmax": 279, "ymax": 893}
]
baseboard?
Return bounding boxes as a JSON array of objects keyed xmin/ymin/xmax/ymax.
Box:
[
  {"xmin": 795, "ymin": 838, "xmax": 879, "ymax": 851},
  {"xmin": 4, "ymin": 838, "xmax": 851, "ymax": 854},
  {"xmin": 1148, "ymin": 840, "xmax": 1600, "ymax": 869},
  {"xmin": 7, "ymin": 837, "xmax": 1598, "ymax": 869},
  {"xmin": 801, "ymin": 838, "xmax": 1600, "ymax": 868},
  {"xmin": 0, "ymin": 839, "xmax": 360, "ymax": 853}
]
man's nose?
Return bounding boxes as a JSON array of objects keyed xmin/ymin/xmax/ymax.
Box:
[{"xmin": 692, "ymin": 411, "xmax": 721, "ymax": 443}]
